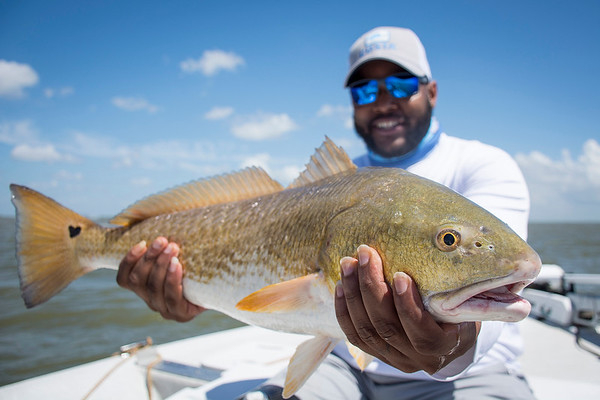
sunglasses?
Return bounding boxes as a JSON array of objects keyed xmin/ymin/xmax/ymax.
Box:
[{"xmin": 349, "ymin": 74, "xmax": 429, "ymax": 106}]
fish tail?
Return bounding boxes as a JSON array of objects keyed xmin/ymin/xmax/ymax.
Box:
[{"xmin": 10, "ymin": 184, "xmax": 98, "ymax": 308}]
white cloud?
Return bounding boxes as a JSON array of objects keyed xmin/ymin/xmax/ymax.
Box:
[
  {"xmin": 64, "ymin": 132, "xmax": 222, "ymax": 173},
  {"xmin": 240, "ymin": 153, "xmax": 272, "ymax": 171},
  {"xmin": 180, "ymin": 50, "xmax": 245, "ymax": 76},
  {"xmin": 0, "ymin": 120, "xmax": 39, "ymax": 145},
  {"xmin": 54, "ymin": 169, "xmax": 83, "ymax": 181},
  {"xmin": 231, "ymin": 113, "xmax": 298, "ymax": 141},
  {"xmin": 317, "ymin": 103, "xmax": 353, "ymax": 130},
  {"xmin": 317, "ymin": 104, "xmax": 351, "ymax": 117},
  {"xmin": 239, "ymin": 153, "xmax": 302, "ymax": 185},
  {"xmin": 69, "ymin": 131, "xmax": 133, "ymax": 167},
  {"xmin": 205, "ymin": 106, "xmax": 234, "ymax": 120},
  {"xmin": 344, "ymin": 118, "xmax": 354, "ymax": 130},
  {"xmin": 130, "ymin": 177, "xmax": 152, "ymax": 187},
  {"xmin": 0, "ymin": 60, "xmax": 39, "ymax": 98},
  {"xmin": 579, "ymin": 139, "xmax": 600, "ymax": 185},
  {"xmin": 1, "ymin": 120, "xmax": 74, "ymax": 163},
  {"xmin": 111, "ymin": 96, "xmax": 159, "ymax": 113},
  {"xmin": 45, "ymin": 86, "xmax": 74, "ymax": 98},
  {"xmin": 515, "ymin": 139, "xmax": 600, "ymax": 221},
  {"xmin": 278, "ymin": 165, "xmax": 302, "ymax": 185},
  {"xmin": 71, "ymin": 132, "xmax": 119, "ymax": 157},
  {"xmin": 11, "ymin": 143, "xmax": 63, "ymax": 162}
]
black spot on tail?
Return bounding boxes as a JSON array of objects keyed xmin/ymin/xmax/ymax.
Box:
[{"xmin": 69, "ymin": 226, "xmax": 81, "ymax": 238}]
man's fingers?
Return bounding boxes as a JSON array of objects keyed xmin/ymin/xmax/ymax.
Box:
[
  {"xmin": 164, "ymin": 257, "xmax": 204, "ymax": 322},
  {"xmin": 335, "ymin": 245, "xmax": 481, "ymax": 374},
  {"xmin": 145, "ymin": 237, "xmax": 169, "ymax": 258},
  {"xmin": 338, "ymin": 250, "xmax": 401, "ymax": 359},
  {"xmin": 146, "ymin": 242, "xmax": 178, "ymax": 313},
  {"xmin": 335, "ymin": 257, "xmax": 362, "ymax": 344},
  {"xmin": 116, "ymin": 236, "xmax": 203, "ymax": 322},
  {"xmin": 117, "ymin": 240, "xmax": 147, "ymax": 288},
  {"xmin": 392, "ymin": 272, "xmax": 463, "ymax": 356},
  {"xmin": 336, "ymin": 256, "xmax": 378, "ymax": 350},
  {"xmin": 356, "ymin": 246, "xmax": 405, "ymax": 343},
  {"xmin": 355, "ymin": 246, "xmax": 418, "ymax": 363}
]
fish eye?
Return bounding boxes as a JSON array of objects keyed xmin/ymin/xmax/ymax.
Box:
[{"xmin": 436, "ymin": 229, "xmax": 461, "ymax": 251}]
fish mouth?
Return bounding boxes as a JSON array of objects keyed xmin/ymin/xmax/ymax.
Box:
[{"xmin": 427, "ymin": 251, "xmax": 542, "ymax": 324}]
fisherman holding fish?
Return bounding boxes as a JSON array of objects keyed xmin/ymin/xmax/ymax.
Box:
[{"xmin": 114, "ymin": 27, "xmax": 535, "ymax": 399}]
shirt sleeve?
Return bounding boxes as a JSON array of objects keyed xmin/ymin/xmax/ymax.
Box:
[{"xmin": 455, "ymin": 145, "xmax": 530, "ymax": 240}]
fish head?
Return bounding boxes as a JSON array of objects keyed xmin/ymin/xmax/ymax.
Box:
[
  {"xmin": 415, "ymin": 221, "xmax": 541, "ymax": 324},
  {"xmin": 371, "ymin": 172, "xmax": 542, "ymax": 324}
]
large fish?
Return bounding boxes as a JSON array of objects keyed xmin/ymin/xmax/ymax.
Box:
[{"xmin": 10, "ymin": 138, "xmax": 541, "ymax": 398}]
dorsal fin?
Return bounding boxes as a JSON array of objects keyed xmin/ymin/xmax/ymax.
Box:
[
  {"xmin": 287, "ymin": 136, "xmax": 357, "ymax": 189},
  {"xmin": 110, "ymin": 167, "xmax": 284, "ymax": 226}
]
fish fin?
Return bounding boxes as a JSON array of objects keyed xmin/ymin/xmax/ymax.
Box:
[
  {"xmin": 10, "ymin": 184, "xmax": 98, "ymax": 308},
  {"xmin": 110, "ymin": 167, "xmax": 284, "ymax": 226},
  {"xmin": 282, "ymin": 335, "xmax": 339, "ymax": 398},
  {"xmin": 346, "ymin": 341, "xmax": 374, "ymax": 370},
  {"xmin": 287, "ymin": 136, "xmax": 357, "ymax": 189},
  {"xmin": 235, "ymin": 273, "xmax": 321, "ymax": 313}
]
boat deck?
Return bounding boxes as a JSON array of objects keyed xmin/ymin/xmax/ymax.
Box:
[{"xmin": 1, "ymin": 317, "xmax": 599, "ymax": 400}]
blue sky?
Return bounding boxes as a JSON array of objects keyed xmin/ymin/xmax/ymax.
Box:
[{"xmin": 1, "ymin": 0, "xmax": 599, "ymax": 222}]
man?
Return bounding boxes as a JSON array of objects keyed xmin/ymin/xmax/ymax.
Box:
[{"xmin": 117, "ymin": 27, "xmax": 534, "ymax": 399}]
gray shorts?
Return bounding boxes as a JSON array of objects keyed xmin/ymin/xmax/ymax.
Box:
[{"xmin": 240, "ymin": 353, "xmax": 535, "ymax": 400}]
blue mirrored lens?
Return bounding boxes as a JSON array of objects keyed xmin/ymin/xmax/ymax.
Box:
[
  {"xmin": 350, "ymin": 75, "xmax": 420, "ymax": 105},
  {"xmin": 386, "ymin": 76, "xmax": 419, "ymax": 99},
  {"xmin": 350, "ymin": 80, "xmax": 378, "ymax": 105}
]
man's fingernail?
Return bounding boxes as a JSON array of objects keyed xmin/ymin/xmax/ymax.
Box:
[
  {"xmin": 357, "ymin": 245, "xmax": 370, "ymax": 267},
  {"xmin": 168, "ymin": 257, "xmax": 179, "ymax": 273},
  {"xmin": 335, "ymin": 281, "xmax": 344, "ymax": 298},
  {"xmin": 340, "ymin": 257, "xmax": 354, "ymax": 277},
  {"xmin": 132, "ymin": 240, "xmax": 146, "ymax": 257},
  {"xmin": 394, "ymin": 272, "xmax": 409, "ymax": 294},
  {"xmin": 152, "ymin": 239, "xmax": 164, "ymax": 250},
  {"xmin": 164, "ymin": 243, "xmax": 174, "ymax": 255}
]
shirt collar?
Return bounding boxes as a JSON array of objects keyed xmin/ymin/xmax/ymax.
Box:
[{"xmin": 366, "ymin": 117, "xmax": 441, "ymax": 169}]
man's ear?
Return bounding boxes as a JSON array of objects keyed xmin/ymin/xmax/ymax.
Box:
[{"xmin": 427, "ymin": 81, "xmax": 438, "ymax": 108}]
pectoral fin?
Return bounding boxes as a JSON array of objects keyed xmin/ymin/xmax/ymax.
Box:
[
  {"xmin": 282, "ymin": 335, "xmax": 339, "ymax": 399},
  {"xmin": 235, "ymin": 273, "xmax": 321, "ymax": 313},
  {"xmin": 346, "ymin": 341, "xmax": 374, "ymax": 370}
]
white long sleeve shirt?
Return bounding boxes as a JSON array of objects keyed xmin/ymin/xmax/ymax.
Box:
[{"xmin": 335, "ymin": 119, "xmax": 531, "ymax": 381}]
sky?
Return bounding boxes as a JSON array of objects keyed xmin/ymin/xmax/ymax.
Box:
[{"xmin": 1, "ymin": 0, "xmax": 599, "ymax": 222}]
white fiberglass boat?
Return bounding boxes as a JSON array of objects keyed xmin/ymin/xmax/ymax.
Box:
[{"xmin": 1, "ymin": 264, "xmax": 599, "ymax": 400}]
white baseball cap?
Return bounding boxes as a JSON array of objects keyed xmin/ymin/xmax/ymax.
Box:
[{"xmin": 344, "ymin": 27, "xmax": 432, "ymax": 87}]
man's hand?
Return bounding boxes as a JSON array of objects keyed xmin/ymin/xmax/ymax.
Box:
[
  {"xmin": 117, "ymin": 237, "xmax": 205, "ymax": 322},
  {"xmin": 335, "ymin": 245, "xmax": 480, "ymax": 374}
]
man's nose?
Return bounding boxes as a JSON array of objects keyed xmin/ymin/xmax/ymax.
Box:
[{"xmin": 372, "ymin": 85, "xmax": 399, "ymax": 113}]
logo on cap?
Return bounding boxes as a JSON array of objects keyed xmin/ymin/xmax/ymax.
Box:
[
  {"xmin": 365, "ymin": 29, "xmax": 390, "ymax": 46},
  {"xmin": 357, "ymin": 29, "xmax": 396, "ymax": 60}
]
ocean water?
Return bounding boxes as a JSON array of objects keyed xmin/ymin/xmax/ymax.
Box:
[{"xmin": 0, "ymin": 217, "xmax": 598, "ymax": 386}]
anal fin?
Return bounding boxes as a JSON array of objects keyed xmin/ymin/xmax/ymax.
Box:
[
  {"xmin": 346, "ymin": 341, "xmax": 374, "ymax": 370},
  {"xmin": 282, "ymin": 336, "xmax": 339, "ymax": 399}
]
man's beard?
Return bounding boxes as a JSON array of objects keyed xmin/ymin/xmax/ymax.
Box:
[{"xmin": 355, "ymin": 104, "xmax": 433, "ymax": 158}]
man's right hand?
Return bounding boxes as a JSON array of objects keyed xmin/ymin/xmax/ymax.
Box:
[
  {"xmin": 335, "ymin": 245, "xmax": 480, "ymax": 375},
  {"xmin": 117, "ymin": 237, "xmax": 205, "ymax": 322}
]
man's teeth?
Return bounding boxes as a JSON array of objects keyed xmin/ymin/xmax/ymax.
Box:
[{"xmin": 375, "ymin": 120, "xmax": 398, "ymax": 129}]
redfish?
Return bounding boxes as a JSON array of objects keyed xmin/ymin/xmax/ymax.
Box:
[{"xmin": 10, "ymin": 138, "xmax": 541, "ymax": 398}]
